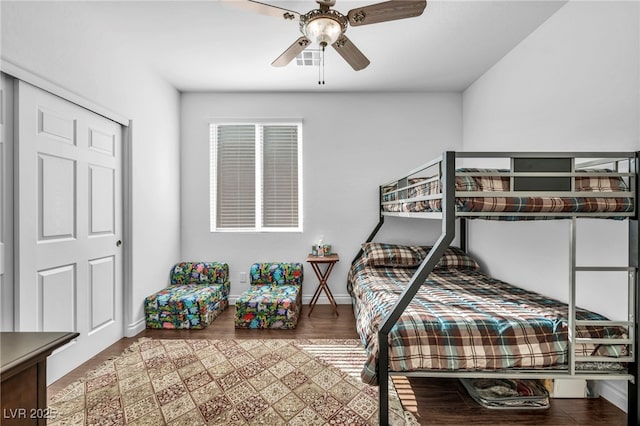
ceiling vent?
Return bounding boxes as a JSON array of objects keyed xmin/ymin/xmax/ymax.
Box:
[{"xmin": 295, "ymin": 50, "xmax": 320, "ymax": 66}]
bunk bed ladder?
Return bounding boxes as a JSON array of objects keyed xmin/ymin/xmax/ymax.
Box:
[
  {"xmin": 377, "ymin": 151, "xmax": 457, "ymax": 426},
  {"xmin": 567, "ymin": 151, "xmax": 640, "ymax": 426},
  {"xmin": 568, "ymin": 217, "xmax": 636, "ymax": 361},
  {"xmin": 568, "ymin": 218, "xmax": 638, "ymax": 424}
]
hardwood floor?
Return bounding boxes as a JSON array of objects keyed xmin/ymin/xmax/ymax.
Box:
[{"xmin": 49, "ymin": 304, "xmax": 628, "ymax": 425}]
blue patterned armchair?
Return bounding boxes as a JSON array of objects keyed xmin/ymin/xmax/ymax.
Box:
[
  {"xmin": 234, "ymin": 262, "xmax": 303, "ymax": 329},
  {"xmin": 145, "ymin": 262, "xmax": 230, "ymax": 329}
]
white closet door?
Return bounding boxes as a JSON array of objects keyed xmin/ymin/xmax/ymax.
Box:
[{"xmin": 16, "ymin": 81, "xmax": 124, "ymax": 383}]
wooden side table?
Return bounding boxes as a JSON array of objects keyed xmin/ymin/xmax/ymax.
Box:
[{"xmin": 306, "ymin": 253, "xmax": 339, "ymax": 317}]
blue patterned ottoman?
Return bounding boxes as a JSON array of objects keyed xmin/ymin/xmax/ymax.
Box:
[
  {"xmin": 145, "ymin": 262, "xmax": 230, "ymax": 329},
  {"xmin": 234, "ymin": 262, "xmax": 303, "ymax": 329}
]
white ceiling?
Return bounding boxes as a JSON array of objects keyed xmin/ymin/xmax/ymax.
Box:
[{"xmin": 66, "ymin": 0, "xmax": 567, "ymax": 92}]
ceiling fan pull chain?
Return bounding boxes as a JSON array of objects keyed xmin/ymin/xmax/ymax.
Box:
[
  {"xmin": 321, "ymin": 43, "xmax": 326, "ymax": 85},
  {"xmin": 318, "ymin": 47, "xmax": 322, "ymax": 85},
  {"xmin": 322, "ymin": 46, "xmax": 325, "ymax": 85},
  {"xmin": 318, "ymin": 43, "xmax": 325, "ymax": 85}
]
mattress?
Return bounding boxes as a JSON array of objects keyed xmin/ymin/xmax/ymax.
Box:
[
  {"xmin": 348, "ymin": 244, "xmax": 627, "ymax": 385},
  {"xmin": 381, "ymin": 168, "xmax": 633, "ymax": 218}
]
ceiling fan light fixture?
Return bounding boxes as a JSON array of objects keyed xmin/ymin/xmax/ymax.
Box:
[
  {"xmin": 304, "ymin": 16, "xmax": 342, "ymax": 45},
  {"xmin": 300, "ymin": 9, "xmax": 348, "ymax": 47}
]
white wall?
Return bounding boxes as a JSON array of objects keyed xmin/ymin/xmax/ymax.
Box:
[
  {"xmin": 1, "ymin": 2, "xmax": 182, "ymax": 335},
  {"xmin": 181, "ymin": 92, "xmax": 462, "ymax": 303},
  {"xmin": 462, "ymin": 0, "xmax": 639, "ymax": 412}
]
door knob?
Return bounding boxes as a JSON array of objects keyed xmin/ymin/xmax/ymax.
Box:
[{"xmin": 116, "ymin": 240, "xmax": 122, "ymax": 247}]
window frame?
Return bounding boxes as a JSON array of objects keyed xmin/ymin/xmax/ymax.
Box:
[{"xmin": 209, "ymin": 120, "xmax": 303, "ymax": 233}]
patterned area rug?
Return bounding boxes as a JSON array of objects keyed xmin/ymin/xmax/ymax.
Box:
[{"xmin": 48, "ymin": 338, "xmax": 417, "ymax": 425}]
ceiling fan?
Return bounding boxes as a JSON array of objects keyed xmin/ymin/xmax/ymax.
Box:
[{"xmin": 240, "ymin": 0, "xmax": 427, "ymax": 71}]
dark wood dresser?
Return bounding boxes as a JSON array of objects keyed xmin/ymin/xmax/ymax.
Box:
[{"xmin": 1, "ymin": 332, "xmax": 79, "ymax": 425}]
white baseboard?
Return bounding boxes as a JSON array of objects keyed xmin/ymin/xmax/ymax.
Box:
[
  {"xmin": 599, "ymin": 380, "xmax": 627, "ymax": 413},
  {"xmin": 126, "ymin": 317, "xmax": 146, "ymax": 337}
]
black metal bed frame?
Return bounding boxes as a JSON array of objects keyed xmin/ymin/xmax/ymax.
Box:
[{"xmin": 351, "ymin": 151, "xmax": 639, "ymax": 426}]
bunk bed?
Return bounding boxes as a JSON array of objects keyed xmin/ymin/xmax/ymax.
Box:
[{"xmin": 348, "ymin": 152, "xmax": 639, "ymax": 426}]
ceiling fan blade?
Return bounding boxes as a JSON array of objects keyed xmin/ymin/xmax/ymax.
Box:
[
  {"xmin": 272, "ymin": 37, "xmax": 311, "ymax": 67},
  {"xmin": 237, "ymin": 0, "xmax": 300, "ymax": 21},
  {"xmin": 347, "ymin": 0, "xmax": 427, "ymax": 26},
  {"xmin": 332, "ymin": 35, "xmax": 370, "ymax": 71}
]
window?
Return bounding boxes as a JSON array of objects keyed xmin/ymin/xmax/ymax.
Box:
[{"xmin": 210, "ymin": 121, "xmax": 302, "ymax": 232}]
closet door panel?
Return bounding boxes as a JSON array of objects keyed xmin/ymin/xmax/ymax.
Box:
[{"xmin": 16, "ymin": 81, "xmax": 124, "ymax": 383}]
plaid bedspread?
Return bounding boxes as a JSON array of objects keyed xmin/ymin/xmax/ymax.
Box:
[
  {"xmin": 347, "ymin": 259, "xmax": 627, "ymax": 385},
  {"xmin": 382, "ymin": 169, "xmax": 633, "ymax": 217}
]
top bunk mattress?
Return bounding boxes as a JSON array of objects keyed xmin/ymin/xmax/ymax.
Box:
[
  {"xmin": 348, "ymin": 243, "xmax": 628, "ymax": 385},
  {"xmin": 381, "ymin": 168, "xmax": 634, "ymax": 218}
]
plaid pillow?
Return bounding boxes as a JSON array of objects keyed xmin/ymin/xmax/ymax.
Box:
[
  {"xmin": 427, "ymin": 169, "xmax": 510, "ymax": 211},
  {"xmin": 456, "ymin": 168, "xmax": 510, "ymax": 192},
  {"xmin": 361, "ymin": 242, "xmax": 423, "ymax": 267},
  {"xmin": 575, "ymin": 169, "xmax": 628, "ymax": 192},
  {"xmin": 362, "ymin": 243, "xmax": 480, "ymax": 271},
  {"xmin": 382, "ymin": 178, "xmax": 428, "ymax": 198},
  {"xmin": 417, "ymin": 246, "xmax": 481, "ymax": 271}
]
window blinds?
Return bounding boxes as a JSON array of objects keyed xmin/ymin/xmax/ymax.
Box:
[
  {"xmin": 262, "ymin": 125, "xmax": 299, "ymax": 228},
  {"xmin": 212, "ymin": 122, "xmax": 301, "ymax": 231},
  {"xmin": 215, "ymin": 124, "xmax": 256, "ymax": 228}
]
